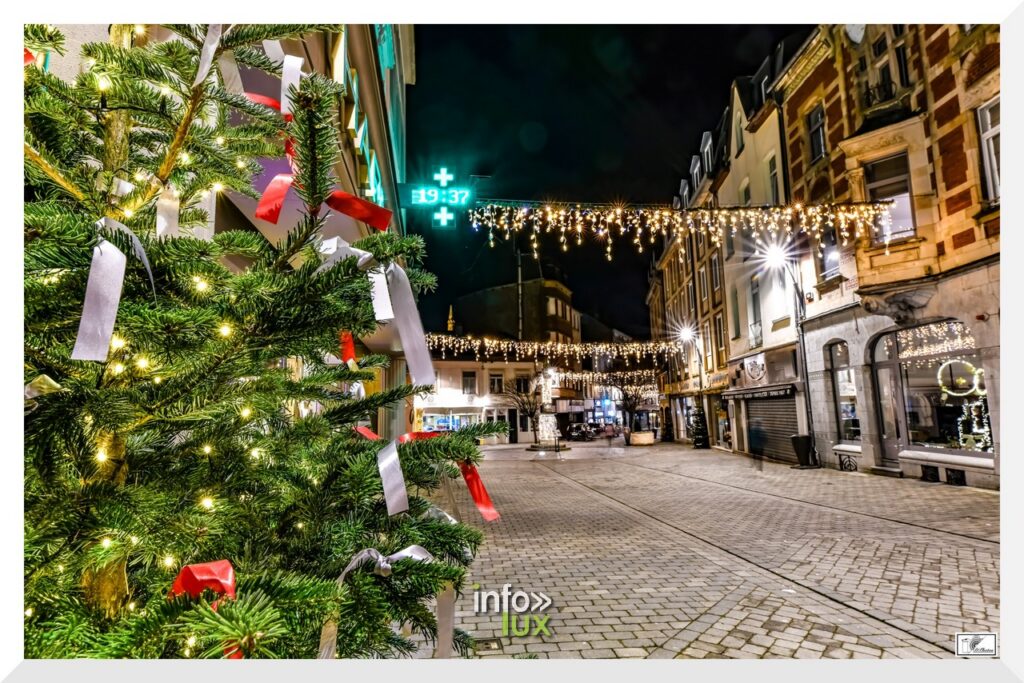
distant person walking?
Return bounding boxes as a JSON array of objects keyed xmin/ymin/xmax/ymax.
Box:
[
  {"xmin": 604, "ymin": 423, "xmax": 615, "ymax": 449},
  {"xmin": 749, "ymin": 418, "xmax": 766, "ymax": 472}
]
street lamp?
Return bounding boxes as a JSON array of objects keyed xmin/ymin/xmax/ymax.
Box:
[{"xmin": 759, "ymin": 241, "xmax": 821, "ymax": 468}]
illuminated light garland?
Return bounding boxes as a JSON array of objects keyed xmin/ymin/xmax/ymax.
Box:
[
  {"xmin": 425, "ymin": 333, "xmax": 683, "ymax": 364},
  {"xmin": 896, "ymin": 321, "xmax": 977, "ymax": 360},
  {"xmin": 593, "ymin": 383, "xmax": 660, "ymax": 403},
  {"xmin": 554, "ymin": 369, "xmax": 659, "ymax": 384},
  {"xmin": 469, "ymin": 200, "xmax": 894, "ymax": 260}
]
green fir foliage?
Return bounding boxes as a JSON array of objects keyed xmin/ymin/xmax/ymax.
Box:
[{"xmin": 24, "ymin": 24, "xmax": 504, "ymax": 659}]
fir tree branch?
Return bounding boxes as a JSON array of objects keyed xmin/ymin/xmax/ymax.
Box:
[{"xmin": 23, "ymin": 142, "xmax": 87, "ymax": 203}]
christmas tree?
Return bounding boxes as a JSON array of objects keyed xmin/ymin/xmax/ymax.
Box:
[
  {"xmin": 24, "ymin": 24, "xmax": 502, "ymax": 659},
  {"xmin": 689, "ymin": 405, "xmax": 710, "ymax": 449}
]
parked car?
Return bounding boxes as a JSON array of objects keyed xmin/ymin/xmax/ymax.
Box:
[{"xmin": 567, "ymin": 423, "xmax": 594, "ymax": 441}]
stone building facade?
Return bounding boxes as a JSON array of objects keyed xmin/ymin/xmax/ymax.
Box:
[{"xmin": 776, "ymin": 24, "xmax": 1000, "ymax": 487}]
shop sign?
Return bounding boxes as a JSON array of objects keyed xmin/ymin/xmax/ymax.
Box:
[{"xmin": 727, "ymin": 384, "xmax": 796, "ymax": 401}]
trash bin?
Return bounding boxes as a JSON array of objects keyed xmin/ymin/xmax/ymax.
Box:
[{"xmin": 791, "ymin": 434, "xmax": 814, "ymax": 467}]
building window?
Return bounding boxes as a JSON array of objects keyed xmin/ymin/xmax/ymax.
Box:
[
  {"xmin": 735, "ymin": 113, "xmax": 745, "ymax": 155},
  {"xmin": 978, "ymin": 96, "xmax": 1001, "ymax": 201},
  {"xmin": 489, "ymin": 373, "xmax": 504, "ymax": 394},
  {"xmin": 698, "ymin": 267, "xmax": 708, "ymax": 302},
  {"xmin": 866, "ymin": 152, "xmax": 915, "ymax": 242},
  {"xmin": 547, "ymin": 296, "xmax": 556, "ymax": 315},
  {"xmin": 515, "ymin": 374, "xmax": 531, "ymax": 393},
  {"xmin": 711, "ymin": 257, "xmax": 721, "ymax": 292},
  {"xmin": 702, "ymin": 141, "xmax": 713, "ymax": 175},
  {"xmin": 688, "ymin": 280, "xmax": 697, "ymax": 316},
  {"xmin": 714, "ymin": 314, "xmax": 727, "ymax": 367},
  {"xmin": 691, "ymin": 156, "xmax": 702, "ymax": 190},
  {"xmin": 829, "ymin": 342, "xmax": 860, "ymax": 442},
  {"xmin": 749, "ymin": 274, "xmax": 762, "ymax": 347},
  {"xmin": 462, "ymin": 371, "xmax": 477, "ymax": 395},
  {"xmin": 730, "ymin": 287, "xmax": 741, "ymax": 339},
  {"xmin": 872, "ymin": 35, "xmax": 888, "ymax": 58},
  {"xmin": 518, "ymin": 413, "xmax": 529, "ymax": 431},
  {"xmin": 895, "ymin": 45, "xmax": 910, "ymax": 88},
  {"xmin": 725, "ymin": 228, "xmax": 735, "ymax": 257},
  {"xmin": 740, "ymin": 179, "xmax": 751, "ymax": 207},
  {"xmin": 807, "ymin": 105, "xmax": 826, "ymax": 162},
  {"xmin": 703, "ymin": 321, "xmax": 713, "ymax": 369},
  {"xmin": 760, "ymin": 75, "xmax": 770, "ymax": 105},
  {"xmin": 766, "ymin": 155, "xmax": 779, "ymax": 205},
  {"xmin": 892, "ymin": 24, "xmax": 905, "ymax": 37},
  {"xmin": 818, "ymin": 226, "xmax": 841, "ymax": 280}
]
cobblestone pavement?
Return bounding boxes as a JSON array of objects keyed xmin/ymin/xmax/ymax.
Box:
[{"xmin": 438, "ymin": 443, "xmax": 999, "ymax": 659}]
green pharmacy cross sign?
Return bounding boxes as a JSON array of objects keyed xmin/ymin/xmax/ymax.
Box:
[{"xmin": 399, "ymin": 166, "xmax": 474, "ymax": 229}]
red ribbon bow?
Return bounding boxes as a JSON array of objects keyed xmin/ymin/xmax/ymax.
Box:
[
  {"xmin": 244, "ymin": 93, "xmax": 392, "ymax": 231},
  {"xmin": 24, "ymin": 48, "xmax": 35, "ymax": 66},
  {"xmin": 169, "ymin": 559, "xmax": 243, "ymax": 658}
]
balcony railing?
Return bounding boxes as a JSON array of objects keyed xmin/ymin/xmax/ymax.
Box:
[
  {"xmin": 862, "ymin": 81, "xmax": 898, "ymax": 109},
  {"xmin": 749, "ymin": 321, "xmax": 763, "ymax": 349}
]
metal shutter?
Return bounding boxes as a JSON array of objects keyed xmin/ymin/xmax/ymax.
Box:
[{"xmin": 746, "ymin": 397, "xmax": 799, "ymax": 462}]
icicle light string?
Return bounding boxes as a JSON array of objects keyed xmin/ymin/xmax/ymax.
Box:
[
  {"xmin": 425, "ymin": 334, "xmax": 683, "ymax": 364},
  {"xmin": 470, "ymin": 199, "xmax": 894, "ymax": 260}
]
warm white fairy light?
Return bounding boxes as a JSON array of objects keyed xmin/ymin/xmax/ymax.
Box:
[
  {"xmin": 215, "ymin": 136, "xmax": 225, "ymax": 146},
  {"xmin": 470, "ymin": 200, "xmax": 893, "ymax": 260},
  {"xmin": 122, "ymin": 209, "xmax": 134, "ymax": 218},
  {"xmin": 200, "ymin": 496, "xmax": 214, "ymax": 510},
  {"xmin": 250, "ymin": 448, "xmax": 261, "ymax": 459},
  {"xmin": 218, "ymin": 323, "xmax": 232, "ymax": 337},
  {"xmin": 202, "ymin": 444, "xmax": 213, "ymax": 455},
  {"xmin": 110, "ymin": 336, "xmax": 127, "ymax": 350},
  {"xmin": 211, "ymin": 182, "xmax": 224, "ymax": 193},
  {"xmin": 134, "ymin": 24, "xmax": 146, "ymax": 35},
  {"xmin": 96, "ymin": 75, "xmax": 111, "ymax": 92},
  {"xmin": 111, "ymin": 363, "xmax": 125, "ymax": 375},
  {"xmin": 240, "ymin": 406, "xmax": 252, "ymax": 419},
  {"xmin": 426, "ymin": 333, "xmax": 684, "ymax": 364},
  {"xmin": 162, "ymin": 555, "xmax": 175, "ymax": 568},
  {"xmin": 193, "ymin": 276, "xmax": 209, "ymax": 292},
  {"xmin": 129, "ymin": 535, "xmax": 139, "ymax": 545},
  {"xmin": 179, "ymin": 152, "xmax": 191, "ymax": 165},
  {"xmin": 555, "ymin": 369, "xmax": 659, "ymax": 384},
  {"xmin": 236, "ymin": 159, "xmax": 247, "ymax": 169},
  {"xmin": 134, "ymin": 357, "xmax": 149, "ymax": 370},
  {"xmin": 153, "ymin": 376, "xmax": 163, "ymax": 384},
  {"xmin": 95, "ymin": 448, "xmax": 108, "ymax": 463},
  {"xmin": 24, "ymin": 608, "xmax": 33, "ymax": 618},
  {"xmin": 101, "ymin": 537, "xmax": 112, "ymax": 549}
]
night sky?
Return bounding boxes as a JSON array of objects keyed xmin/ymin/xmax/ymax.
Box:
[{"xmin": 406, "ymin": 25, "xmax": 811, "ymax": 339}]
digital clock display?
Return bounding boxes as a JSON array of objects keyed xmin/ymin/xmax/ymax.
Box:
[{"xmin": 410, "ymin": 187, "xmax": 472, "ymax": 206}]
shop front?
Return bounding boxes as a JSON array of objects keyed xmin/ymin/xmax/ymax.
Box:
[
  {"xmin": 724, "ymin": 344, "xmax": 803, "ymax": 462},
  {"xmin": 867, "ymin": 320, "xmax": 994, "ymax": 486}
]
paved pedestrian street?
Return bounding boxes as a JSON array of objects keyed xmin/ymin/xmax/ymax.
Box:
[{"xmin": 441, "ymin": 442, "xmax": 999, "ymax": 659}]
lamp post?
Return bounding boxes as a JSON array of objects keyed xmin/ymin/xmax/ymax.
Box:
[{"xmin": 763, "ymin": 244, "xmax": 821, "ymax": 468}]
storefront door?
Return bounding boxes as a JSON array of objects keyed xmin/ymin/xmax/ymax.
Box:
[{"xmin": 874, "ymin": 365, "xmax": 904, "ymax": 467}]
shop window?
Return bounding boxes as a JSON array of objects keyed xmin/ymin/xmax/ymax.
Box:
[
  {"xmin": 866, "ymin": 153, "xmax": 915, "ymax": 243},
  {"xmin": 461, "ymin": 371, "xmax": 477, "ymax": 395},
  {"xmin": 829, "ymin": 342, "xmax": 861, "ymax": 442},
  {"xmin": 884, "ymin": 321, "xmax": 992, "ymax": 453},
  {"xmin": 978, "ymin": 96, "xmax": 1001, "ymax": 201},
  {"xmin": 489, "ymin": 373, "xmax": 504, "ymax": 394}
]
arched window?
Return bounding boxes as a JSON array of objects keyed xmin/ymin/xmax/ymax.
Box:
[{"xmin": 828, "ymin": 341, "xmax": 860, "ymax": 442}]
